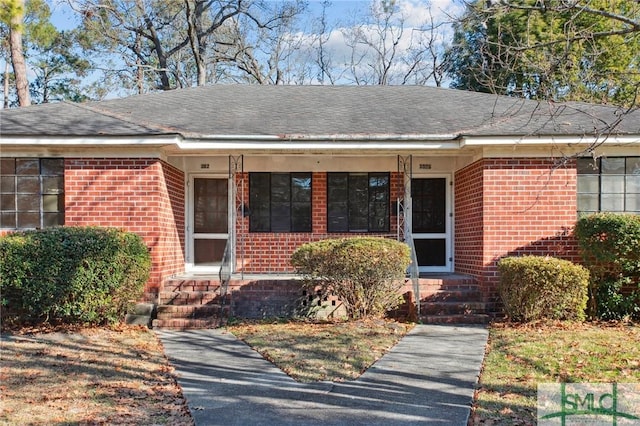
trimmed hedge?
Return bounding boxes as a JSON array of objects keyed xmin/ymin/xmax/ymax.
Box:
[
  {"xmin": 574, "ymin": 213, "xmax": 640, "ymax": 320},
  {"xmin": 291, "ymin": 237, "xmax": 411, "ymax": 320},
  {"xmin": 0, "ymin": 227, "xmax": 150, "ymax": 326},
  {"xmin": 497, "ymin": 256, "xmax": 589, "ymax": 322}
]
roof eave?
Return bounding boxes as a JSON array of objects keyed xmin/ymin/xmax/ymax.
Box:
[
  {"xmin": 0, "ymin": 134, "xmax": 182, "ymax": 146},
  {"xmin": 460, "ymin": 134, "xmax": 640, "ymax": 146},
  {"xmin": 174, "ymin": 133, "xmax": 463, "ymax": 151},
  {"xmin": 3, "ymin": 133, "xmax": 637, "ymax": 154}
]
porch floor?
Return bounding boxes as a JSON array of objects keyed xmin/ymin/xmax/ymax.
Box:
[{"xmin": 169, "ymin": 272, "xmax": 473, "ymax": 281}]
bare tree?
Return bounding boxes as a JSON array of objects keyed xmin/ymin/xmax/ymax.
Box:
[
  {"xmin": 401, "ymin": 9, "xmax": 450, "ymax": 86},
  {"xmin": 209, "ymin": 1, "xmax": 308, "ymax": 84},
  {"xmin": 312, "ymin": 0, "xmax": 451, "ymax": 86},
  {"xmin": 314, "ymin": 0, "xmax": 338, "ymax": 84},
  {"xmin": 340, "ymin": 1, "xmax": 405, "ymax": 85},
  {"xmin": 73, "ymin": 0, "xmax": 306, "ymax": 93}
]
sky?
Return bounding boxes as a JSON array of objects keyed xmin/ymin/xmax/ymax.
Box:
[
  {"xmin": 2, "ymin": 0, "xmax": 463, "ymax": 103},
  {"xmin": 46, "ymin": 0, "xmax": 462, "ymax": 36}
]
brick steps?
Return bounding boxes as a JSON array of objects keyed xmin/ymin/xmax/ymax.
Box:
[
  {"xmin": 420, "ymin": 288, "xmax": 482, "ymax": 301},
  {"xmin": 152, "ymin": 274, "xmax": 489, "ymax": 329},
  {"xmin": 416, "ymin": 283, "xmax": 482, "ymax": 294},
  {"xmin": 152, "ymin": 318, "xmax": 225, "ymax": 330},
  {"xmin": 419, "ymin": 297, "xmax": 489, "ymax": 323},
  {"xmin": 423, "ymin": 314, "xmax": 491, "ymax": 324},
  {"xmin": 152, "ymin": 305, "xmax": 229, "ymax": 330},
  {"xmin": 152, "ymin": 276, "xmax": 228, "ymax": 330},
  {"xmin": 409, "ymin": 275, "xmax": 490, "ymax": 324},
  {"xmin": 421, "ymin": 301, "xmax": 487, "ymax": 316},
  {"xmin": 162, "ymin": 279, "xmax": 221, "ymax": 292},
  {"xmin": 158, "ymin": 291, "xmax": 221, "ymax": 305},
  {"xmin": 156, "ymin": 304, "xmax": 228, "ymax": 319}
]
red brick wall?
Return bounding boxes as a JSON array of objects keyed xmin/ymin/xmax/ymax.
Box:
[
  {"xmin": 65, "ymin": 158, "xmax": 185, "ymax": 300},
  {"xmin": 454, "ymin": 160, "xmax": 484, "ymax": 278},
  {"xmin": 455, "ymin": 158, "xmax": 580, "ymax": 309},
  {"xmin": 234, "ymin": 172, "xmax": 403, "ymax": 273}
]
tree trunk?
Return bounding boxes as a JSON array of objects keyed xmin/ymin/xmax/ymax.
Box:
[
  {"xmin": 42, "ymin": 67, "xmax": 50, "ymax": 103},
  {"xmin": 135, "ymin": 34, "xmax": 144, "ymax": 94},
  {"xmin": 185, "ymin": 0, "xmax": 206, "ymax": 86},
  {"xmin": 8, "ymin": 4, "xmax": 30, "ymax": 107},
  {"xmin": 3, "ymin": 61, "xmax": 9, "ymax": 108},
  {"xmin": 145, "ymin": 18, "xmax": 171, "ymax": 90}
]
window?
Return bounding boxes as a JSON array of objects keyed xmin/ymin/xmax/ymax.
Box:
[
  {"xmin": 0, "ymin": 158, "xmax": 65, "ymax": 229},
  {"xmin": 327, "ymin": 172, "xmax": 390, "ymax": 232},
  {"xmin": 577, "ymin": 157, "xmax": 640, "ymax": 215},
  {"xmin": 249, "ymin": 172, "xmax": 311, "ymax": 232}
]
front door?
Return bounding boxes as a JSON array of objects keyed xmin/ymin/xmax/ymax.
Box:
[
  {"xmin": 412, "ymin": 177, "xmax": 452, "ymax": 272},
  {"xmin": 188, "ymin": 176, "xmax": 229, "ymax": 272}
]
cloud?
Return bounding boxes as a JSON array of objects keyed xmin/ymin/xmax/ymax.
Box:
[
  {"xmin": 277, "ymin": 0, "xmax": 461, "ymax": 84},
  {"xmin": 399, "ymin": 0, "xmax": 464, "ymax": 27}
]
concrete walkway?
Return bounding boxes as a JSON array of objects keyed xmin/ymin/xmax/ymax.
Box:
[{"xmin": 158, "ymin": 324, "xmax": 488, "ymax": 426}]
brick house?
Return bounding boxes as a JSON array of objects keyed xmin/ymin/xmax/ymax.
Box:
[{"xmin": 1, "ymin": 85, "xmax": 639, "ymax": 327}]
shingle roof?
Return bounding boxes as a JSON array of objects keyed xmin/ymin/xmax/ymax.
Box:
[
  {"xmin": 1, "ymin": 85, "xmax": 639, "ymax": 139},
  {"xmin": 0, "ymin": 100, "xmax": 167, "ymax": 136}
]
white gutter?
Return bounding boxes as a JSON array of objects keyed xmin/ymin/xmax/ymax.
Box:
[
  {"xmin": 192, "ymin": 133, "xmax": 460, "ymax": 141},
  {"xmin": 3, "ymin": 133, "xmax": 637, "ymax": 151},
  {"xmin": 175, "ymin": 140, "xmax": 462, "ymax": 151},
  {"xmin": 1, "ymin": 134, "xmax": 464, "ymax": 151},
  {"xmin": 175, "ymin": 133, "xmax": 463, "ymax": 150},
  {"xmin": 460, "ymin": 135, "xmax": 640, "ymax": 146},
  {"xmin": 0, "ymin": 135, "xmax": 183, "ymax": 145}
]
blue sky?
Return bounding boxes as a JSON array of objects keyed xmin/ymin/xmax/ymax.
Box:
[
  {"xmin": 47, "ymin": 1, "xmax": 461, "ymax": 33},
  {"xmin": 48, "ymin": 0, "xmax": 82, "ymax": 30},
  {"xmin": 47, "ymin": 1, "xmax": 372, "ymax": 30},
  {"xmin": 2, "ymin": 1, "xmax": 461, "ymax": 102}
]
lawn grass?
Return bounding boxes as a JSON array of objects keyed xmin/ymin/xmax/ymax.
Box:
[
  {"xmin": 2, "ymin": 320, "xmax": 638, "ymax": 425},
  {"xmin": 226, "ymin": 318, "xmax": 413, "ymax": 382},
  {"xmin": 469, "ymin": 321, "xmax": 640, "ymax": 425},
  {"xmin": 0, "ymin": 325, "xmax": 193, "ymax": 426}
]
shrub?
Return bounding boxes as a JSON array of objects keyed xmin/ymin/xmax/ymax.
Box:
[
  {"xmin": 0, "ymin": 227, "xmax": 150, "ymax": 326},
  {"xmin": 597, "ymin": 278, "xmax": 640, "ymax": 321},
  {"xmin": 497, "ymin": 256, "xmax": 589, "ymax": 322},
  {"xmin": 574, "ymin": 213, "xmax": 640, "ymax": 319},
  {"xmin": 291, "ymin": 237, "xmax": 411, "ymax": 320}
]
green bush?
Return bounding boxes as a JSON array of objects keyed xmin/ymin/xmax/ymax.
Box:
[
  {"xmin": 0, "ymin": 227, "xmax": 150, "ymax": 326},
  {"xmin": 497, "ymin": 256, "xmax": 589, "ymax": 322},
  {"xmin": 291, "ymin": 237, "xmax": 411, "ymax": 320},
  {"xmin": 574, "ymin": 213, "xmax": 640, "ymax": 319},
  {"xmin": 597, "ymin": 278, "xmax": 640, "ymax": 321}
]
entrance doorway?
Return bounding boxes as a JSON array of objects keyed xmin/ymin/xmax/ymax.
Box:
[
  {"xmin": 412, "ymin": 177, "xmax": 452, "ymax": 272},
  {"xmin": 188, "ymin": 176, "xmax": 229, "ymax": 272}
]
